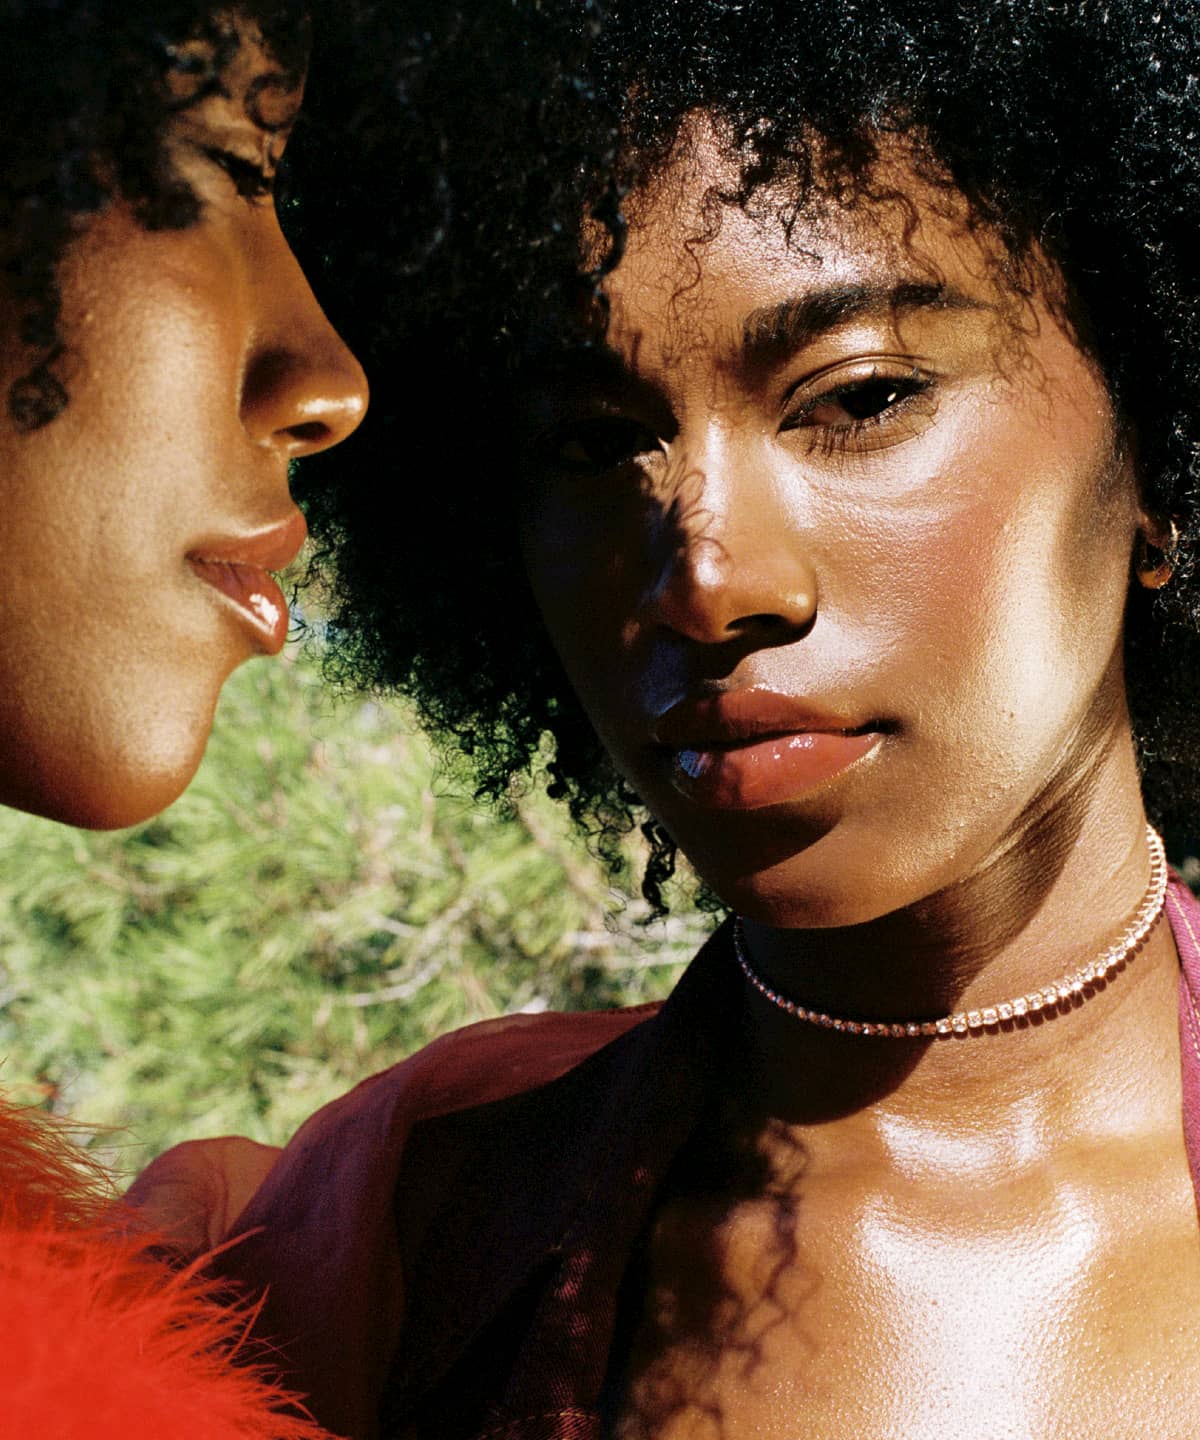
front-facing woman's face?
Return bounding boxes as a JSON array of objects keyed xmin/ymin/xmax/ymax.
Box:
[
  {"xmin": 0, "ymin": 15, "xmax": 367, "ymax": 828},
  {"xmin": 520, "ymin": 130, "xmax": 1143, "ymax": 927}
]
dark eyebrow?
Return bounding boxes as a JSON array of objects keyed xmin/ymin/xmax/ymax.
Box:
[
  {"xmin": 515, "ymin": 279, "xmax": 990, "ymax": 397},
  {"xmin": 741, "ymin": 280, "xmax": 989, "ymax": 365}
]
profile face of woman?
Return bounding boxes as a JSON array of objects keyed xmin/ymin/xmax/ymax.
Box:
[
  {"xmin": 521, "ymin": 129, "xmax": 1144, "ymax": 927},
  {"xmin": 0, "ymin": 17, "xmax": 367, "ymax": 828}
]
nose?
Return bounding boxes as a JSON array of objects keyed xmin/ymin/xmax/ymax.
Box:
[
  {"xmin": 641, "ymin": 436, "xmax": 817, "ymax": 647},
  {"xmin": 239, "ymin": 234, "xmax": 369, "ymax": 458}
]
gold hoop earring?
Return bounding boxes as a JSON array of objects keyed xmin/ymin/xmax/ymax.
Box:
[{"xmin": 1136, "ymin": 519, "xmax": 1181, "ymax": 591}]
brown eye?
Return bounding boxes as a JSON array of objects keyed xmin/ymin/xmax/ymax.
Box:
[
  {"xmin": 549, "ymin": 418, "xmax": 661, "ymax": 474},
  {"xmin": 824, "ymin": 376, "xmax": 910, "ymax": 422},
  {"xmin": 791, "ymin": 373, "xmax": 928, "ymax": 429},
  {"xmin": 780, "ymin": 366, "xmax": 936, "ymax": 456}
]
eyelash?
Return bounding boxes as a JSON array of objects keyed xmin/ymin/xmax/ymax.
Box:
[
  {"xmin": 537, "ymin": 366, "xmax": 935, "ymax": 476},
  {"xmin": 542, "ymin": 417, "xmax": 662, "ymax": 475},
  {"xmin": 203, "ymin": 146, "xmax": 274, "ymax": 200},
  {"xmin": 782, "ymin": 367, "xmax": 935, "ymax": 456}
]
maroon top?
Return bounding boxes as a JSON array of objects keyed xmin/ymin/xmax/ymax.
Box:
[{"xmin": 211, "ymin": 878, "xmax": 1200, "ymax": 1440}]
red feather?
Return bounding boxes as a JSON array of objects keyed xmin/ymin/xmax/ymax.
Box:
[{"xmin": 0, "ymin": 1099, "xmax": 338, "ymax": 1439}]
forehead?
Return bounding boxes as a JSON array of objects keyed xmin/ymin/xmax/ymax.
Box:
[{"xmin": 602, "ymin": 124, "xmax": 1019, "ymax": 360}]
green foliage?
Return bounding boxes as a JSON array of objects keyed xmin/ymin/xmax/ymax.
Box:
[{"xmin": 0, "ymin": 651, "xmax": 708, "ymax": 1176}]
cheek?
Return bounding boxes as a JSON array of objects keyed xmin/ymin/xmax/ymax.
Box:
[
  {"xmin": 73, "ymin": 263, "xmax": 239, "ymax": 481},
  {"xmin": 839, "ymin": 368, "xmax": 1135, "ymax": 755},
  {"xmin": 0, "ymin": 249, "xmax": 249, "ymax": 828},
  {"xmin": 0, "ymin": 571, "xmax": 236, "ymax": 827},
  {"xmin": 521, "ymin": 483, "xmax": 657, "ymax": 676}
]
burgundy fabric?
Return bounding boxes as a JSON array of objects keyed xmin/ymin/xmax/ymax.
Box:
[
  {"xmin": 213, "ymin": 882, "xmax": 1200, "ymax": 1440},
  {"xmin": 207, "ymin": 986, "xmax": 677, "ymax": 1440}
]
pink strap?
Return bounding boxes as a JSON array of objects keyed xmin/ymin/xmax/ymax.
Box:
[{"xmin": 1167, "ymin": 877, "xmax": 1200, "ymax": 1210}]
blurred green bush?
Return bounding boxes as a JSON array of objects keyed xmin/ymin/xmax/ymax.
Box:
[{"xmin": 0, "ymin": 650, "xmax": 708, "ymax": 1175}]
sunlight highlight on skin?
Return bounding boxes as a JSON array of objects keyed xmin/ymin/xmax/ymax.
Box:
[{"xmin": 856, "ymin": 1192, "xmax": 1101, "ymax": 1437}]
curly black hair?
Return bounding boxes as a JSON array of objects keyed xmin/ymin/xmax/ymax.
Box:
[
  {"xmin": 0, "ymin": 0, "xmax": 316, "ymax": 431},
  {"xmin": 291, "ymin": 0, "xmax": 1200, "ymax": 908}
]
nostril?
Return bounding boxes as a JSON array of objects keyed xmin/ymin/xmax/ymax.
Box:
[
  {"xmin": 288, "ymin": 421, "xmax": 330, "ymax": 445},
  {"xmin": 731, "ymin": 613, "xmax": 788, "ymax": 633},
  {"xmin": 726, "ymin": 606, "xmax": 816, "ymax": 640}
]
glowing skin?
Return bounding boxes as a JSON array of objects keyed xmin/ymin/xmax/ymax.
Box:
[
  {"xmin": 522, "ymin": 152, "xmax": 1142, "ymax": 936},
  {"xmin": 0, "ymin": 25, "xmax": 367, "ymax": 828},
  {"xmin": 520, "ymin": 129, "xmax": 1200, "ymax": 1437}
]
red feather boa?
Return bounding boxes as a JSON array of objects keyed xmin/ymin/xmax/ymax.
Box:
[{"xmin": 0, "ymin": 1098, "xmax": 338, "ymax": 1439}]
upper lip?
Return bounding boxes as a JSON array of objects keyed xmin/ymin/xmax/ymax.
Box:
[
  {"xmin": 652, "ymin": 689, "xmax": 874, "ymax": 750},
  {"xmin": 186, "ymin": 509, "xmax": 308, "ymax": 572}
]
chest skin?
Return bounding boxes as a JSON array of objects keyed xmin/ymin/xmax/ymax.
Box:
[{"xmin": 609, "ymin": 1113, "xmax": 1200, "ymax": 1440}]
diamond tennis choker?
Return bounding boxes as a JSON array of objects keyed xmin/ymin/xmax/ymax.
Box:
[{"xmin": 732, "ymin": 825, "xmax": 1169, "ymax": 1038}]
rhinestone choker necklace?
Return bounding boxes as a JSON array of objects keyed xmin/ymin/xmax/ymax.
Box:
[{"xmin": 732, "ymin": 825, "xmax": 1168, "ymax": 1038}]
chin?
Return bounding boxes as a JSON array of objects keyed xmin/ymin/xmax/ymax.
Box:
[
  {"xmin": 58, "ymin": 775, "xmax": 200, "ymax": 830},
  {"xmin": 0, "ymin": 719, "xmax": 214, "ymax": 830},
  {"xmin": 5, "ymin": 764, "xmax": 200, "ymax": 830}
]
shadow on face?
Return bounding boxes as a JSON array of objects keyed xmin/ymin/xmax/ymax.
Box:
[{"xmin": 519, "ymin": 121, "xmax": 1142, "ymax": 931}]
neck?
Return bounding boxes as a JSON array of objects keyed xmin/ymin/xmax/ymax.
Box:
[
  {"xmin": 731, "ymin": 739, "xmax": 1180, "ymax": 1133},
  {"xmin": 739, "ymin": 826, "xmax": 1164, "ymax": 1036}
]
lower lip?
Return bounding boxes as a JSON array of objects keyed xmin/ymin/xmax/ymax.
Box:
[
  {"xmin": 187, "ymin": 558, "xmax": 290, "ymax": 654},
  {"xmin": 669, "ymin": 731, "xmax": 880, "ymax": 809}
]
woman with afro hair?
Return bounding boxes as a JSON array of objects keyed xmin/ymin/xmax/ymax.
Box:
[
  {"xmin": 142, "ymin": 0, "xmax": 1200, "ymax": 1435},
  {"xmin": 0, "ymin": 1, "xmax": 366, "ymax": 1433}
]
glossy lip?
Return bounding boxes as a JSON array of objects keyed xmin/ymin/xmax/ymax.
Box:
[
  {"xmin": 653, "ymin": 689, "xmax": 884, "ymax": 810},
  {"xmin": 186, "ymin": 510, "xmax": 307, "ymax": 655}
]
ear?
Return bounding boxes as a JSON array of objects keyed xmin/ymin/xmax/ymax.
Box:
[{"xmin": 1132, "ymin": 511, "xmax": 1180, "ymax": 591}]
